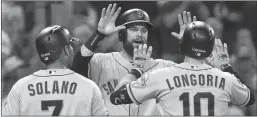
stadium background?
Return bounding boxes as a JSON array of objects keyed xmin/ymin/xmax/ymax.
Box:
[{"xmin": 1, "ymin": 1, "xmax": 256, "ymax": 115}]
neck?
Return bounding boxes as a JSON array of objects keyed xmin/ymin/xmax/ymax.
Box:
[
  {"xmin": 46, "ymin": 61, "xmax": 67, "ymax": 69},
  {"xmin": 120, "ymin": 49, "xmax": 133, "ymax": 62},
  {"xmin": 184, "ymin": 56, "xmax": 205, "ymax": 65}
]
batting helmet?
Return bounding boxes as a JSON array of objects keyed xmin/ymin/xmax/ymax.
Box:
[
  {"xmin": 180, "ymin": 21, "xmax": 215, "ymax": 59},
  {"xmin": 36, "ymin": 25, "xmax": 73, "ymax": 64},
  {"xmin": 117, "ymin": 8, "xmax": 153, "ymax": 41}
]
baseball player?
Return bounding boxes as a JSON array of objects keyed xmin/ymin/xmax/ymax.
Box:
[
  {"xmin": 71, "ymin": 4, "xmax": 196, "ymax": 115},
  {"xmin": 110, "ymin": 21, "xmax": 255, "ymax": 115},
  {"xmin": 2, "ymin": 25, "xmax": 108, "ymax": 116}
]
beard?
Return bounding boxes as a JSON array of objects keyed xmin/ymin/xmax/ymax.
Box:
[{"xmin": 123, "ymin": 40, "xmax": 135, "ymax": 57}]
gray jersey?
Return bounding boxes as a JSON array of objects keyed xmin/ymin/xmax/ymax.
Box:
[
  {"xmin": 3, "ymin": 69, "xmax": 108, "ymax": 116},
  {"xmin": 89, "ymin": 52, "xmax": 176, "ymax": 115},
  {"xmin": 127, "ymin": 62, "xmax": 251, "ymax": 115}
]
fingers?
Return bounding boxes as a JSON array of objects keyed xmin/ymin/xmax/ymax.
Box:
[
  {"xmin": 147, "ymin": 46, "xmax": 153, "ymax": 58},
  {"xmin": 223, "ymin": 43, "xmax": 228, "ymax": 53},
  {"xmin": 105, "ymin": 4, "xmax": 112, "ymax": 17},
  {"xmin": 138, "ymin": 44, "xmax": 143, "ymax": 55},
  {"xmin": 142, "ymin": 44, "xmax": 147, "ymax": 55},
  {"xmin": 171, "ymin": 32, "xmax": 182, "ymax": 41},
  {"xmin": 217, "ymin": 39, "xmax": 223, "ymax": 48},
  {"xmin": 187, "ymin": 12, "xmax": 192, "ymax": 23},
  {"xmin": 183, "ymin": 11, "xmax": 188, "ymax": 24},
  {"xmin": 112, "ymin": 7, "xmax": 121, "ymax": 21},
  {"xmin": 109, "ymin": 3, "xmax": 117, "ymax": 16},
  {"xmin": 178, "ymin": 14, "xmax": 183, "ymax": 27},
  {"xmin": 193, "ymin": 16, "xmax": 197, "ymax": 22},
  {"xmin": 135, "ymin": 44, "xmax": 152, "ymax": 57},
  {"xmin": 114, "ymin": 25, "xmax": 126, "ymax": 32},
  {"xmin": 133, "ymin": 48, "xmax": 138, "ymax": 59},
  {"xmin": 101, "ymin": 8, "xmax": 106, "ymax": 18}
]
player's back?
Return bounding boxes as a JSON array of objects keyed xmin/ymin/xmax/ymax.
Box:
[
  {"xmin": 7, "ymin": 69, "xmax": 107, "ymax": 115},
  {"xmin": 155, "ymin": 62, "xmax": 244, "ymax": 116}
]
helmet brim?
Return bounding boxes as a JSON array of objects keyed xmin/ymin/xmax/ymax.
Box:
[{"xmin": 122, "ymin": 20, "xmax": 153, "ymax": 28}]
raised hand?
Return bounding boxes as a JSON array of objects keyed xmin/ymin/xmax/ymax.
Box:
[
  {"xmin": 133, "ymin": 44, "xmax": 153, "ymax": 73},
  {"xmin": 98, "ymin": 3, "xmax": 126, "ymax": 35},
  {"xmin": 206, "ymin": 38, "xmax": 230, "ymax": 70},
  {"xmin": 171, "ymin": 11, "xmax": 197, "ymax": 42}
]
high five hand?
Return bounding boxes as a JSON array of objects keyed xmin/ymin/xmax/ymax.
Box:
[
  {"xmin": 171, "ymin": 11, "xmax": 197, "ymax": 42},
  {"xmin": 97, "ymin": 3, "xmax": 126, "ymax": 35},
  {"xmin": 133, "ymin": 44, "xmax": 153, "ymax": 73},
  {"xmin": 206, "ymin": 38, "xmax": 230, "ymax": 70}
]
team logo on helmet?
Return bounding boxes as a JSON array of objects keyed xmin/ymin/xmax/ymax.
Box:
[{"xmin": 137, "ymin": 11, "xmax": 144, "ymax": 18}]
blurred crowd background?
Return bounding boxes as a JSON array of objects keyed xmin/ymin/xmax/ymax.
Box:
[{"xmin": 1, "ymin": 1, "xmax": 256, "ymax": 115}]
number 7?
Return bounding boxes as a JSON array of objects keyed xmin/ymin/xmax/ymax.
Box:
[{"xmin": 41, "ymin": 100, "xmax": 63, "ymax": 116}]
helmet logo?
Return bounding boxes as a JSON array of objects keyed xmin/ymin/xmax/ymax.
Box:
[
  {"xmin": 44, "ymin": 57, "xmax": 49, "ymax": 61},
  {"xmin": 196, "ymin": 52, "xmax": 201, "ymax": 57},
  {"xmin": 137, "ymin": 11, "xmax": 144, "ymax": 18}
]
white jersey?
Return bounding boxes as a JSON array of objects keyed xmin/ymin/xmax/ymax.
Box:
[
  {"xmin": 127, "ymin": 62, "xmax": 250, "ymax": 116},
  {"xmin": 3, "ymin": 69, "xmax": 108, "ymax": 116},
  {"xmin": 89, "ymin": 52, "xmax": 176, "ymax": 115}
]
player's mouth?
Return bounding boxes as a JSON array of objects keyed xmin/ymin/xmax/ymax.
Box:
[{"xmin": 133, "ymin": 40, "xmax": 144, "ymax": 44}]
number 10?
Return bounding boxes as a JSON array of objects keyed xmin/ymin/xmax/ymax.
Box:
[{"xmin": 179, "ymin": 92, "xmax": 214, "ymax": 116}]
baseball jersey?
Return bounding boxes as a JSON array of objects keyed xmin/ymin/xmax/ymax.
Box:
[
  {"xmin": 127, "ymin": 62, "xmax": 251, "ymax": 116},
  {"xmin": 89, "ymin": 52, "xmax": 176, "ymax": 115},
  {"xmin": 2, "ymin": 69, "xmax": 108, "ymax": 116}
]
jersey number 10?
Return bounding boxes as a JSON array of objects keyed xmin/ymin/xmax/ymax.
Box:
[{"xmin": 179, "ymin": 92, "xmax": 214, "ymax": 116}]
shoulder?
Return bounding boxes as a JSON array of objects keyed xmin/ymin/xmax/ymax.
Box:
[
  {"xmin": 92, "ymin": 52, "xmax": 116, "ymax": 60},
  {"xmin": 73, "ymin": 72, "xmax": 98, "ymax": 87},
  {"xmin": 153, "ymin": 59, "xmax": 177, "ymax": 67},
  {"xmin": 11, "ymin": 73, "xmax": 36, "ymax": 91},
  {"xmin": 148, "ymin": 67, "xmax": 171, "ymax": 78}
]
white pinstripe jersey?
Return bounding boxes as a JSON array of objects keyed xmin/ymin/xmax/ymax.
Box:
[
  {"xmin": 3, "ymin": 69, "xmax": 108, "ymax": 116},
  {"xmin": 127, "ymin": 62, "xmax": 250, "ymax": 116},
  {"xmin": 89, "ymin": 52, "xmax": 176, "ymax": 115}
]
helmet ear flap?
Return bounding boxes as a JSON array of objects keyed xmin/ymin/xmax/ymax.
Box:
[{"xmin": 118, "ymin": 29, "xmax": 126, "ymax": 42}]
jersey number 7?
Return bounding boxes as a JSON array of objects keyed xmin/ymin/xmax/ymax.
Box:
[
  {"xmin": 41, "ymin": 100, "xmax": 63, "ymax": 116},
  {"xmin": 179, "ymin": 92, "xmax": 214, "ymax": 116}
]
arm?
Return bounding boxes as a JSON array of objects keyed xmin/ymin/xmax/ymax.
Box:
[
  {"xmin": 72, "ymin": 3, "xmax": 125, "ymax": 77},
  {"xmin": 111, "ymin": 70, "xmax": 161, "ymax": 105},
  {"xmin": 222, "ymin": 64, "xmax": 255, "ymax": 106},
  {"xmin": 207, "ymin": 39, "xmax": 255, "ymax": 106},
  {"xmin": 3, "ymin": 85, "xmax": 19, "ymax": 115}
]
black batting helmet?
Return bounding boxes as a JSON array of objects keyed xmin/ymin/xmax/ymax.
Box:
[
  {"xmin": 180, "ymin": 21, "xmax": 215, "ymax": 59},
  {"xmin": 117, "ymin": 8, "xmax": 153, "ymax": 42},
  {"xmin": 36, "ymin": 25, "xmax": 73, "ymax": 64}
]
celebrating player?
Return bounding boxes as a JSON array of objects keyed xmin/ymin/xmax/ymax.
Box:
[
  {"xmin": 3, "ymin": 25, "xmax": 108, "ymax": 116},
  {"xmin": 71, "ymin": 3, "xmax": 199, "ymax": 115},
  {"xmin": 110, "ymin": 21, "xmax": 255, "ymax": 115}
]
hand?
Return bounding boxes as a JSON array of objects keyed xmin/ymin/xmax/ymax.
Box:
[
  {"xmin": 97, "ymin": 3, "xmax": 126, "ymax": 35},
  {"xmin": 206, "ymin": 38, "xmax": 230, "ymax": 70},
  {"xmin": 133, "ymin": 44, "xmax": 153, "ymax": 72},
  {"xmin": 171, "ymin": 11, "xmax": 197, "ymax": 42}
]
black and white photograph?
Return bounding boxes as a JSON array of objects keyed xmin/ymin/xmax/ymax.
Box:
[{"xmin": 1, "ymin": 1, "xmax": 256, "ymax": 116}]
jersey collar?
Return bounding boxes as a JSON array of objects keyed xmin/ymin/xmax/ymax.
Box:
[
  {"xmin": 112, "ymin": 52, "xmax": 134, "ymax": 70},
  {"xmin": 174, "ymin": 62, "xmax": 213, "ymax": 70},
  {"xmin": 33, "ymin": 69, "xmax": 74, "ymax": 77}
]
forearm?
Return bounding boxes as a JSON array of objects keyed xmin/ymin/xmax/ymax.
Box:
[
  {"xmin": 71, "ymin": 30, "xmax": 106, "ymax": 77},
  {"xmin": 71, "ymin": 49, "xmax": 93, "ymax": 78},
  {"xmin": 110, "ymin": 85, "xmax": 133, "ymax": 105}
]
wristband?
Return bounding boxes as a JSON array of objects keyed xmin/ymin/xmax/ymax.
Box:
[
  {"xmin": 129, "ymin": 68, "xmax": 143, "ymax": 79},
  {"xmin": 221, "ymin": 64, "xmax": 231, "ymax": 71},
  {"xmin": 84, "ymin": 30, "xmax": 106, "ymax": 52}
]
